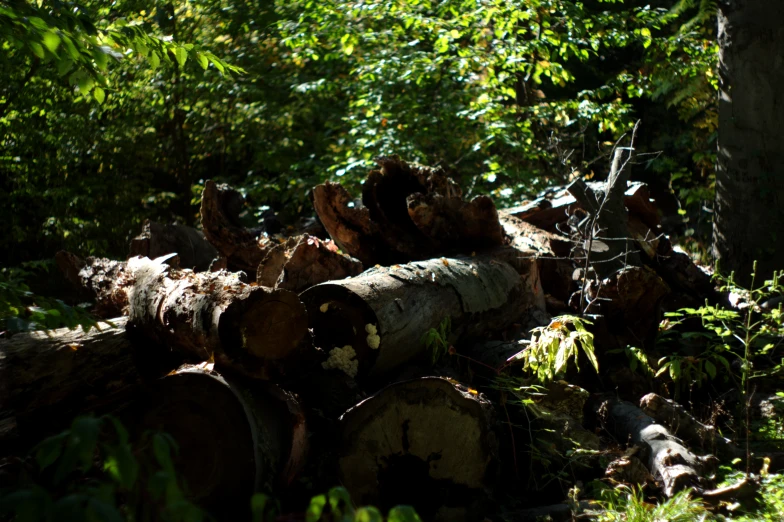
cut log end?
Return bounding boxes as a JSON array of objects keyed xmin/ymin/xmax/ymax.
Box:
[{"xmin": 339, "ymin": 377, "xmax": 497, "ymax": 521}]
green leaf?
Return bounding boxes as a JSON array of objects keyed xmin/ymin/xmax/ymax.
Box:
[
  {"xmin": 29, "ymin": 41, "xmax": 45, "ymax": 59},
  {"xmin": 196, "ymin": 52, "xmax": 208, "ymax": 70},
  {"xmin": 42, "ymin": 32, "xmax": 61, "ymax": 53},
  {"xmin": 173, "ymin": 47, "xmax": 188, "ymax": 68},
  {"xmin": 305, "ymin": 494, "xmax": 326, "ymax": 522},
  {"xmin": 705, "ymin": 360, "xmax": 717, "ymax": 379},
  {"xmin": 93, "ymin": 87, "xmax": 105, "ymax": 104},
  {"xmin": 387, "ymin": 506, "xmax": 422, "ymax": 522},
  {"xmin": 148, "ymin": 51, "xmax": 160, "ymax": 69},
  {"xmin": 355, "ymin": 506, "xmax": 384, "ymax": 522}
]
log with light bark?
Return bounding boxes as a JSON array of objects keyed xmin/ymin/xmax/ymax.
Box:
[
  {"xmin": 301, "ymin": 254, "xmax": 544, "ymax": 378},
  {"xmin": 199, "ymin": 180, "xmax": 275, "ymax": 274},
  {"xmin": 257, "ymin": 234, "xmax": 363, "ymax": 293},
  {"xmin": 596, "ymin": 396, "xmax": 716, "ymax": 497},
  {"xmin": 0, "ymin": 317, "xmax": 177, "ymax": 453},
  {"xmin": 125, "ymin": 366, "xmax": 307, "ymax": 517},
  {"xmin": 129, "ymin": 219, "xmax": 218, "ymax": 272},
  {"xmin": 57, "ymin": 253, "xmax": 314, "ymax": 378},
  {"xmin": 338, "ymin": 377, "xmax": 498, "ymax": 522},
  {"xmin": 312, "ymin": 156, "xmax": 505, "ymax": 266}
]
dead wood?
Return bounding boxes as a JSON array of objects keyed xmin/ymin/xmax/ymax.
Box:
[
  {"xmin": 640, "ymin": 393, "xmax": 741, "ymax": 460},
  {"xmin": 312, "ymin": 156, "xmax": 506, "ymax": 266},
  {"xmin": 56, "ymin": 253, "xmax": 314, "ymax": 378},
  {"xmin": 125, "ymin": 367, "xmax": 307, "ymax": 516},
  {"xmin": 129, "ymin": 220, "xmax": 218, "ymax": 272},
  {"xmin": 0, "ymin": 318, "xmax": 177, "ymax": 454},
  {"xmin": 257, "ymin": 234, "xmax": 363, "ymax": 293},
  {"xmin": 301, "ymin": 255, "xmax": 543, "ymax": 378},
  {"xmin": 577, "ymin": 266, "xmax": 670, "ymax": 347},
  {"xmin": 55, "ymin": 251, "xmax": 132, "ymax": 317},
  {"xmin": 597, "ymin": 396, "xmax": 716, "ymax": 497},
  {"xmin": 200, "ymin": 180, "xmax": 274, "ymax": 274},
  {"xmin": 338, "ymin": 377, "xmax": 498, "ymax": 521}
]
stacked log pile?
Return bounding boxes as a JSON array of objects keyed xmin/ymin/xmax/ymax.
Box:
[{"xmin": 0, "ymin": 155, "xmax": 761, "ymax": 520}]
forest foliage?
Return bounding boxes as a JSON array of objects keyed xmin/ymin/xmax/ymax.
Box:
[{"xmin": 1, "ymin": 0, "xmax": 717, "ymax": 267}]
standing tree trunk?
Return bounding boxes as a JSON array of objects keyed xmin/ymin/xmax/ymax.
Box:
[{"xmin": 715, "ymin": 1, "xmax": 784, "ymax": 284}]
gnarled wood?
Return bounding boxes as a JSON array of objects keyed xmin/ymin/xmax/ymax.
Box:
[
  {"xmin": 301, "ymin": 255, "xmax": 543, "ymax": 378},
  {"xmin": 257, "ymin": 234, "xmax": 363, "ymax": 293},
  {"xmin": 339, "ymin": 377, "xmax": 498, "ymax": 521},
  {"xmin": 200, "ymin": 180, "xmax": 274, "ymax": 274}
]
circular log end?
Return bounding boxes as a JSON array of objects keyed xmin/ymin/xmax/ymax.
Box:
[
  {"xmin": 220, "ymin": 288, "xmax": 311, "ymax": 377},
  {"xmin": 339, "ymin": 377, "xmax": 497, "ymax": 520}
]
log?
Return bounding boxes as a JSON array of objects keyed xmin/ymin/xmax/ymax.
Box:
[
  {"xmin": 257, "ymin": 234, "xmax": 363, "ymax": 293},
  {"xmin": 129, "ymin": 220, "xmax": 218, "ymax": 272},
  {"xmin": 300, "ymin": 255, "xmax": 543, "ymax": 378},
  {"xmin": 55, "ymin": 251, "xmax": 132, "ymax": 318},
  {"xmin": 57, "ymin": 253, "xmax": 314, "ymax": 379},
  {"xmin": 0, "ymin": 318, "xmax": 176, "ymax": 453},
  {"xmin": 200, "ymin": 180, "xmax": 275, "ymax": 274},
  {"xmin": 596, "ymin": 397, "xmax": 716, "ymax": 497},
  {"xmin": 639, "ymin": 393, "xmax": 741, "ymax": 460},
  {"xmin": 338, "ymin": 377, "xmax": 498, "ymax": 521},
  {"xmin": 125, "ymin": 367, "xmax": 307, "ymax": 517}
]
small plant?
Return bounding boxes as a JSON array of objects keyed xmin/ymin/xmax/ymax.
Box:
[
  {"xmin": 594, "ymin": 485, "xmax": 709, "ymax": 522},
  {"xmin": 303, "ymin": 486, "xmax": 421, "ymax": 522},
  {"xmin": 516, "ymin": 316, "xmax": 598, "ymax": 384},
  {"xmin": 421, "ymin": 317, "xmax": 452, "ymax": 364}
]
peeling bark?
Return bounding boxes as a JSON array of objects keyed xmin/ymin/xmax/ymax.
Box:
[{"xmin": 129, "ymin": 220, "xmax": 218, "ymax": 272}]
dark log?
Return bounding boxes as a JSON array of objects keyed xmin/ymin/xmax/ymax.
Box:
[
  {"xmin": 129, "ymin": 220, "xmax": 218, "ymax": 272},
  {"xmin": 125, "ymin": 367, "xmax": 307, "ymax": 517},
  {"xmin": 200, "ymin": 180, "xmax": 275, "ymax": 274},
  {"xmin": 596, "ymin": 396, "xmax": 716, "ymax": 497},
  {"xmin": 301, "ymin": 255, "xmax": 544, "ymax": 378},
  {"xmin": 577, "ymin": 266, "xmax": 670, "ymax": 347},
  {"xmin": 257, "ymin": 234, "xmax": 363, "ymax": 293},
  {"xmin": 339, "ymin": 377, "xmax": 498, "ymax": 521},
  {"xmin": 57, "ymin": 253, "xmax": 314, "ymax": 379},
  {"xmin": 0, "ymin": 318, "xmax": 177, "ymax": 454}
]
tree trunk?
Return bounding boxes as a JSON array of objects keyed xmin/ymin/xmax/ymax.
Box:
[
  {"xmin": 0, "ymin": 318, "xmax": 177, "ymax": 454},
  {"xmin": 57, "ymin": 253, "xmax": 314, "ymax": 379},
  {"xmin": 339, "ymin": 377, "xmax": 498, "ymax": 522},
  {"xmin": 124, "ymin": 367, "xmax": 307, "ymax": 517},
  {"xmin": 301, "ymin": 255, "xmax": 544, "ymax": 378},
  {"xmin": 715, "ymin": 1, "xmax": 784, "ymax": 285}
]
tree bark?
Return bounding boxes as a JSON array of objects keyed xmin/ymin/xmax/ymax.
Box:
[
  {"xmin": 125, "ymin": 367, "xmax": 307, "ymax": 517},
  {"xmin": 0, "ymin": 318, "xmax": 177, "ymax": 454},
  {"xmin": 301, "ymin": 255, "xmax": 544, "ymax": 378},
  {"xmin": 57, "ymin": 253, "xmax": 314, "ymax": 378},
  {"xmin": 129, "ymin": 220, "xmax": 218, "ymax": 272},
  {"xmin": 257, "ymin": 234, "xmax": 363, "ymax": 293},
  {"xmin": 338, "ymin": 377, "xmax": 498, "ymax": 522},
  {"xmin": 715, "ymin": 1, "xmax": 784, "ymax": 285}
]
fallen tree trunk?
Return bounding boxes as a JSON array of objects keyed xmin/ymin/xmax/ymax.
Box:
[
  {"xmin": 339, "ymin": 377, "xmax": 498, "ymax": 522},
  {"xmin": 57, "ymin": 253, "xmax": 314, "ymax": 379},
  {"xmin": 597, "ymin": 396, "xmax": 716, "ymax": 497},
  {"xmin": 301, "ymin": 255, "xmax": 543, "ymax": 378},
  {"xmin": 129, "ymin": 220, "xmax": 218, "ymax": 272},
  {"xmin": 125, "ymin": 366, "xmax": 307, "ymax": 517},
  {"xmin": 257, "ymin": 234, "xmax": 363, "ymax": 293},
  {"xmin": 0, "ymin": 318, "xmax": 177, "ymax": 454}
]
